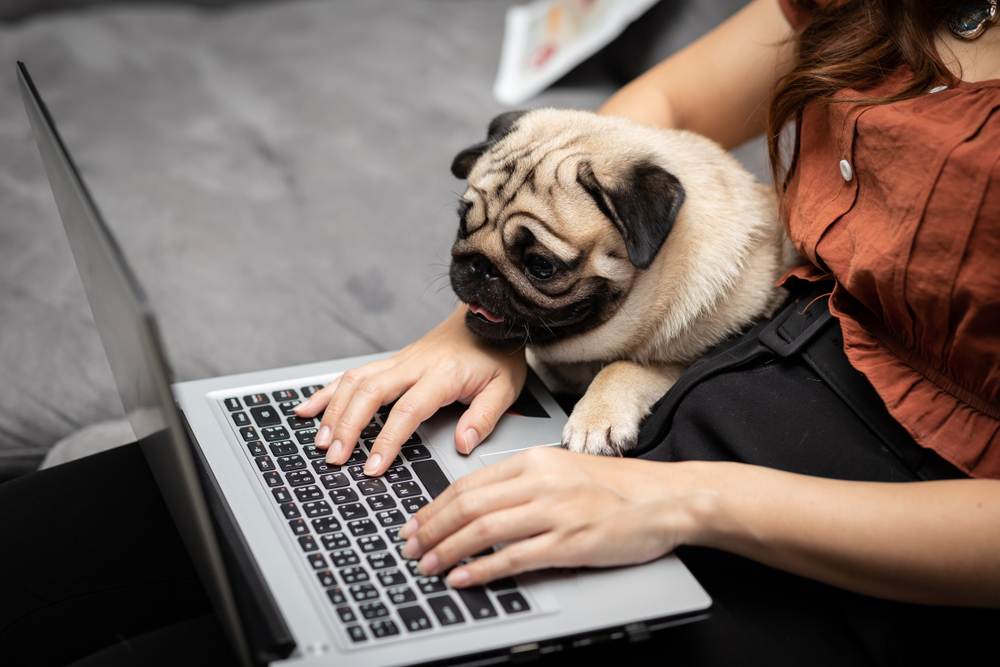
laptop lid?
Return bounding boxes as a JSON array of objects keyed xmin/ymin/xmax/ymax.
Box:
[{"xmin": 17, "ymin": 61, "xmax": 262, "ymax": 667}]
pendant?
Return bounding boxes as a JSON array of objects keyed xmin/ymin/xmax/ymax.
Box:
[{"xmin": 948, "ymin": 0, "xmax": 998, "ymax": 40}]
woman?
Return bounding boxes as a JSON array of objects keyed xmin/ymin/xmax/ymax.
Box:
[{"xmin": 294, "ymin": 0, "xmax": 1000, "ymax": 660}]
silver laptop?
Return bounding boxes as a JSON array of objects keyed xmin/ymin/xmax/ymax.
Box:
[{"xmin": 19, "ymin": 61, "xmax": 711, "ymax": 667}]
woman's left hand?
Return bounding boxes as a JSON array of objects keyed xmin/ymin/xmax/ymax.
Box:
[{"xmin": 398, "ymin": 447, "xmax": 702, "ymax": 588}]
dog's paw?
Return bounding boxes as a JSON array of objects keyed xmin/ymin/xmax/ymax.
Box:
[{"xmin": 561, "ymin": 398, "xmax": 644, "ymax": 457}]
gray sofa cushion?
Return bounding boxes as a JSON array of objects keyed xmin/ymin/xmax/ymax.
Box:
[{"xmin": 0, "ymin": 0, "xmax": 759, "ymax": 479}]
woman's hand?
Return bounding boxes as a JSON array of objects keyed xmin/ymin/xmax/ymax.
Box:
[
  {"xmin": 398, "ymin": 447, "xmax": 703, "ymax": 588},
  {"xmin": 295, "ymin": 305, "xmax": 527, "ymax": 477}
]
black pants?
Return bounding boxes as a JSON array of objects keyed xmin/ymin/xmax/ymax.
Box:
[{"xmin": 2, "ymin": 286, "xmax": 996, "ymax": 666}]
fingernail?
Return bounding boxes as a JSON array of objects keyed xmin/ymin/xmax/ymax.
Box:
[
  {"xmin": 418, "ymin": 552, "xmax": 438, "ymax": 576},
  {"xmin": 325, "ymin": 439, "xmax": 342, "ymax": 464},
  {"xmin": 295, "ymin": 398, "xmax": 311, "ymax": 413},
  {"xmin": 316, "ymin": 425, "xmax": 331, "ymax": 447},
  {"xmin": 448, "ymin": 568, "xmax": 470, "ymax": 587},
  {"xmin": 400, "ymin": 518, "xmax": 418, "ymax": 538},
  {"xmin": 364, "ymin": 453, "xmax": 382, "ymax": 476},
  {"xmin": 403, "ymin": 536, "xmax": 420, "ymax": 558},
  {"xmin": 464, "ymin": 428, "xmax": 480, "ymax": 453}
]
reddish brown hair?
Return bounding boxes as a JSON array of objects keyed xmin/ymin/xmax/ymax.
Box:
[{"xmin": 767, "ymin": 0, "xmax": 962, "ymax": 215}]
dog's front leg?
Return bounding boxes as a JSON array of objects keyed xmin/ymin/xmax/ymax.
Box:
[{"xmin": 562, "ymin": 360, "xmax": 686, "ymax": 457}]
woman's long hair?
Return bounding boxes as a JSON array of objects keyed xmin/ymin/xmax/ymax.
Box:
[{"xmin": 767, "ymin": 0, "xmax": 964, "ymax": 216}]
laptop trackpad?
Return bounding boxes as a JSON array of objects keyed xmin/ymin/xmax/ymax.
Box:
[{"xmin": 478, "ymin": 444, "xmax": 560, "ymax": 467}]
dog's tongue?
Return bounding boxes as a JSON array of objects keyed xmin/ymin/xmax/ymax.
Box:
[{"xmin": 469, "ymin": 303, "xmax": 504, "ymax": 323}]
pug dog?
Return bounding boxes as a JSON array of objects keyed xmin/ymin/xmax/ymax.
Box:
[{"xmin": 449, "ymin": 108, "xmax": 797, "ymax": 456}]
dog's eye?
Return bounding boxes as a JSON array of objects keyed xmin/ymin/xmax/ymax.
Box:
[{"xmin": 525, "ymin": 255, "xmax": 555, "ymax": 280}]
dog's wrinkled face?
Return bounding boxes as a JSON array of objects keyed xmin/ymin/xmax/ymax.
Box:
[{"xmin": 448, "ymin": 109, "xmax": 686, "ymax": 345}]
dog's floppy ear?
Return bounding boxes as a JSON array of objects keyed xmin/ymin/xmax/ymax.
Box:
[
  {"xmin": 576, "ymin": 159, "xmax": 686, "ymax": 270},
  {"xmin": 451, "ymin": 110, "xmax": 529, "ymax": 179}
]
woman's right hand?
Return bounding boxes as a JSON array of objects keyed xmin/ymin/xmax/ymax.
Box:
[{"xmin": 294, "ymin": 305, "xmax": 527, "ymax": 477}]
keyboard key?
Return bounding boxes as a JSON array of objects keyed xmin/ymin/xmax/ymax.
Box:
[
  {"xmin": 401, "ymin": 445, "xmax": 431, "ymax": 461},
  {"xmin": 386, "ymin": 586, "xmax": 417, "ymax": 606},
  {"xmin": 390, "ymin": 481, "xmax": 421, "ymax": 498},
  {"xmin": 311, "ymin": 516, "xmax": 342, "ymax": 534},
  {"xmin": 320, "ymin": 472, "xmax": 349, "ymax": 490},
  {"xmin": 339, "ymin": 503, "xmax": 368, "ymax": 520},
  {"xmin": 286, "ymin": 471, "xmax": 315, "ymax": 487},
  {"xmin": 302, "ymin": 445, "xmax": 325, "ymax": 460},
  {"xmin": 376, "ymin": 569, "xmax": 407, "ymax": 587},
  {"xmin": 401, "ymin": 496, "xmax": 428, "ymax": 514},
  {"xmin": 405, "ymin": 561, "xmax": 421, "ymax": 577},
  {"xmin": 427, "ymin": 595, "xmax": 465, "ymax": 626},
  {"xmin": 280, "ymin": 503, "xmax": 301, "ymax": 519},
  {"xmin": 244, "ymin": 393, "xmax": 270, "ymax": 406},
  {"xmin": 294, "ymin": 486, "xmax": 324, "ymax": 502},
  {"xmin": 263, "ymin": 426, "xmax": 290, "ymax": 442},
  {"xmin": 384, "ymin": 467, "xmax": 412, "ymax": 483},
  {"xmin": 348, "ymin": 519, "xmax": 377, "ymax": 537},
  {"xmin": 369, "ymin": 619, "xmax": 400, "ymax": 638},
  {"xmin": 288, "ymin": 519, "xmax": 309, "ymax": 535},
  {"xmin": 287, "ymin": 416, "xmax": 315, "ymax": 430},
  {"xmin": 240, "ymin": 426, "xmax": 260, "ymax": 442},
  {"xmin": 458, "ymin": 587, "xmax": 498, "ymax": 620},
  {"xmin": 416, "ymin": 577, "xmax": 447, "ymax": 594},
  {"xmin": 255, "ymin": 456, "xmax": 275, "ymax": 472},
  {"xmin": 278, "ymin": 400, "xmax": 301, "ymax": 416},
  {"xmin": 360, "ymin": 424, "xmax": 381, "ymax": 440},
  {"xmin": 232, "ymin": 411, "xmax": 251, "ymax": 427},
  {"xmin": 347, "ymin": 466, "xmax": 367, "ymax": 481},
  {"xmin": 298, "ymin": 535, "xmax": 319, "ymax": 553},
  {"xmin": 273, "ymin": 389, "xmax": 298, "ymax": 401},
  {"xmin": 357, "ymin": 479, "xmax": 387, "ymax": 496},
  {"xmin": 359, "ymin": 602, "xmax": 389, "ymax": 620},
  {"xmin": 486, "ymin": 577, "xmax": 518, "ymax": 592},
  {"xmin": 307, "ymin": 553, "xmax": 328, "ymax": 570},
  {"xmin": 345, "ymin": 448, "xmax": 367, "ymax": 466},
  {"xmin": 331, "ymin": 549, "xmax": 360, "ymax": 568},
  {"xmin": 496, "ymin": 592, "xmax": 530, "ymax": 614},
  {"xmin": 397, "ymin": 605, "xmax": 432, "ymax": 632},
  {"xmin": 346, "ymin": 625, "xmax": 367, "ymax": 642},
  {"xmin": 336, "ymin": 606, "xmax": 357, "ymax": 623},
  {"xmin": 317, "ymin": 570, "xmax": 337, "ymax": 587},
  {"xmin": 271, "ymin": 487, "xmax": 293, "ymax": 503},
  {"xmin": 349, "ymin": 583, "xmax": 379, "ymax": 601},
  {"xmin": 321, "ymin": 532, "xmax": 351, "ymax": 551},
  {"xmin": 269, "ymin": 441, "xmax": 297, "ymax": 457},
  {"xmin": 339, "ymin": 567, "xmax": 370, "ymax": 584},
  {"xmin": 246, "ymin": 441, "xmax": 267, "ymax": 457},
  {"xmin": 251, "ymin": 406, "xmax": 281, "ymax": 427},
  {"xmin": 303, "ymin": 501, "xmax": 333, "ymax": 518},
  {"xmin": 224, "ymin": 397, "xmax": 242, "ymax": 411},
  {"xmin": 411, "ymin": 460, "xmax": 450, "ymax": 499},
  {"xmin": 301, "ymin": 385, "xmax": 324, "ymax": 398},
  {"xmin": 376, "ymin": 510, "xmax": 406, "ymax": 527},
  {"xmin": 262, "ymin": 471, "xmax": 283, "ymax": 487},
  {"xmin": 367, "ymin": 552, "xmax": 396, "ymax": 570},
  {"xmin": 295, "ymin": 428, "xmax": 317, "ymax": 445},
  {"xmin": 385, "ymin": 527, "xmax": 406, "ymax": 544},
  {"xmin": 311, "ymin": 460, "xmax": 338, "ymax": 474},
  {"xmin": 331, "ymin": 488, "xmax": 360, "ymax": 505},
  {"xmin": 326, "ymin": 587, "xmax": 347, "ymax": 605},
  {"xmin": 357, "ymin": 536, "xmax": 387, "ymax": 553}
]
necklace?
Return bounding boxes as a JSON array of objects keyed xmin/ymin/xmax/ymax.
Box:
[{"xmin": 948, "ymin": 0, "xmax": 998, "ymax": 39}]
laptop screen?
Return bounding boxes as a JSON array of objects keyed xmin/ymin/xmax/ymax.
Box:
[{"xmin": 17, "ymin": 61, "xmax": 256, "ymax": 667}]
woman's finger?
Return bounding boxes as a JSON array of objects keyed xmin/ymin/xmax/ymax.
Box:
[
  {"xmin": 455, "ymin": 374, "xmax": 522, "ymax": 454},
  {"xmin": 446, "ymin": 532, "xmax": 564, "ymax": 588}
]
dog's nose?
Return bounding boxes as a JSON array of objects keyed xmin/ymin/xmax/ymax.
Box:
[{"xmin": 470, "ymin": 254, "xmax": 499, "ymax": 280}]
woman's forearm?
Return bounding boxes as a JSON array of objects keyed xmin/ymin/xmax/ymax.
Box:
[{"xmin": 672, "ymin": 461, "xmax": 1000, "ymax": 607}]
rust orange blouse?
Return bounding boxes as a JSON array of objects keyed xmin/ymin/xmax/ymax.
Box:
[{"xmin": 778, "ymin": 1, "xmax": 1000, "ymax": 478}]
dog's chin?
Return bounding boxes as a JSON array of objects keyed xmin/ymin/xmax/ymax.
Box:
[
  {"xmin": 463, "ymin": 299, "xmax": 604, "ymax": 346},
  {"xmin": 463, "ymin": 302, "xmax": 525, "ymax": 343}
]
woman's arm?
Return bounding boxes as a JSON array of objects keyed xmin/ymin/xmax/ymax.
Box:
[
  {"xmin": 599, "ymin": 0, "xmax": 795, "ymax": 148},
  {"xmin": 400, "ymin": 448, "xmax": 1000, "ymax": 607}
]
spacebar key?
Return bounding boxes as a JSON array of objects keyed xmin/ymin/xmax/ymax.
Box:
[{"xmin": 411, "ymin": 460, "xmax": 451, "ymax": 499}]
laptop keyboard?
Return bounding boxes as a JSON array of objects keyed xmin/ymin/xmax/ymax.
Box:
[{"xmin": 222, "ymin": 384, "xmax": 534, "ymax": 645}]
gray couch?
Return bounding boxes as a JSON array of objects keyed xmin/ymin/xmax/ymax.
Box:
[{"xmin": 0, "ymin": 0, "xmax": 759, "ymax": 481}]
